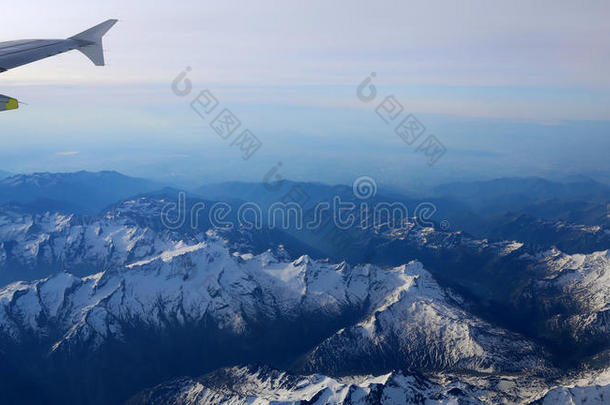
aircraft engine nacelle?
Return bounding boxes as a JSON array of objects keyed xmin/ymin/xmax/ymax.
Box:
[{"xmin": 0, "ymin": 94, "xmax": 19, "ymax": 112}]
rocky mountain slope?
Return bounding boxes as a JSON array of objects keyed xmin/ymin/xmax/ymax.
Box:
[
  {"xmin": 0, "ymin": 232, "xmax": 545, "ymax": 374},
  {"xmin": 130, "ymin": 365, "xmax": 610, "ymax": 405},
  {"xmin": 0, "ymin": 173, "xmax": 607, "ymax": 404}
]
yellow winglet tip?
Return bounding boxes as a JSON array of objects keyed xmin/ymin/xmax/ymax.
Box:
[{"xmin": 5, "ymin": 98, "xmax": 18, "ymax": 110}]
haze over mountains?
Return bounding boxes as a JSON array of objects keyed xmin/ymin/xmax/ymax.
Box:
[
  {"xmin": 0, "ymin": 171, "xmax": 160, "ymax": 214},
  {"xmin": 0, "ymin": 170, "xmax": 607, "ymax": 404},
  {"xmin": 3, "ymin": 2, "xmax": 609, "ymax": 404}
]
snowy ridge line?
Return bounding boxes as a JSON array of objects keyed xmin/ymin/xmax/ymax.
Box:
[
  {"xmin": 0, "ymin": 232, "xmax": 546, "ymax": 377},
  {"xmin": 130, "ymin": 364, "xmax": 610, "ymax": 405}
]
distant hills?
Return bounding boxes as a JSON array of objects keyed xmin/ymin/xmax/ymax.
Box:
[
  {"xmin": 0, "ymin": 170, "xmax": 608, "ymax": 254},
  {"xmin": 0, "ymin": 170, "xmax": 161, "ymax": 215},
  {"xmin": 433, "ymin": 176, "xmax": 610, "ymax": 212}
]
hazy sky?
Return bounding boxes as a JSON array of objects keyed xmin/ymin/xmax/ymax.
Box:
[{"xmin": 1, "ymin": 0, "xmax": 609, "ymax": 187}]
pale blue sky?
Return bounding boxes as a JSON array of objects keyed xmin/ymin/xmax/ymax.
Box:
[{"xmin": 1, "ymin": 0, "xmax": 609, "ymax": 187}]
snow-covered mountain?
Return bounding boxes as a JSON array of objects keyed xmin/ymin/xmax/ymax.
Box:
[
  {"xmin": 0, "ymin": 224, "xmax": 561, "ymax": 404},
  {"xmin": 1, "ymin": 195, "xmax": 608, "ymax": 369},
  {"xmin": 362, "ymin": 223, "xmax": 610, "ymax": 366},
  {"xmin": 533, "ymin": 384, "xmax": 610, "ymax": 405},
  {"xmin": 0, "ymin": 197, "xmax": 200, "ymax": 284},
  {"xmin": 0, "ymin": 232, "xmax": 545, "ymax": 376},
  {"xmin": 129, "ymin": 366, "xmax": 490, "ymax": 405},
  {"xmin": 300, "ymin": 260, "xmax": 545, "ymax": 375},
  {"xmin": 0, "ymin": 193, "xmax": 320, "ymax": 285},
  {"xmin": 485, "ymin": 214, "xmax": 610, "ymax": 254},
  {"xmin": 513, "ymin": 248, "xmax": 610, "ymax": 354},
  {"xmin": 0, "ymin": 177, "xmax": 607, "ymax": 404},
  {"xmin": 130, "ymin": 365, "xmax": 610, "ymax": 405}
]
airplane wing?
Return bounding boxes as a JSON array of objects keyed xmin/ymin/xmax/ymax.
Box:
[{"xmin": 0, "ymin": 19, "xmax": 117, "ymax": 111}]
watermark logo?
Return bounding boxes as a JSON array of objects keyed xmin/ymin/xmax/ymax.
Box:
[
  {"xmin": 171, "ymin": 68, "xmax": 262, "ymax": 161},
  {"xmin": 352, "ymin": 176, "xmax": 377, "ymax": 200},
  {"xmin": 356, "ymin": 72, "xmax": 377, "ymax": 102},
  {"xmin": 159, "ymin": 177, "xmax": 449, "ymax": 236},
  {"xmin": 171, "ymin": 66, "xmax": 193, "ymax": 96},
  {"xmin": 160, "ymin": 191, "xmax": 187, "ymax": 230}
]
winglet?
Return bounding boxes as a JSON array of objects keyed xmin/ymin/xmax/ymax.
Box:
[
  {"xmin": 70, "ymin": 19, "xmax": 118, "ymax": 66},
  {"xmin": 0, "ymin": 94, "xmax": 19, "ymax": 112}
]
